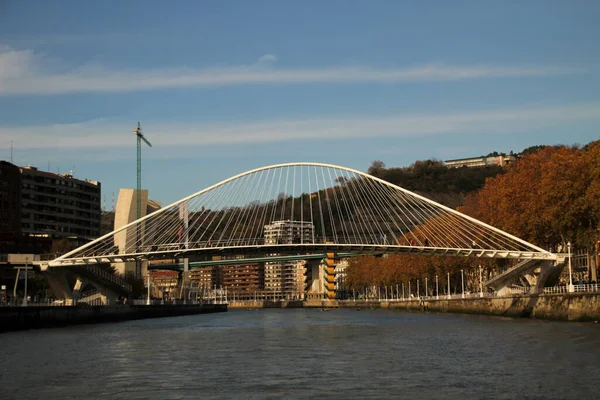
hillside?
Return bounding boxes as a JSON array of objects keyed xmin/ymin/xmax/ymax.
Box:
[{"xmin": 367, "ymin": 160, "xmax": 504, "ymax": 209}]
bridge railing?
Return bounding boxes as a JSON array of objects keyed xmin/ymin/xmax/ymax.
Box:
[
  {"xmin": 136, "ymin": 234, "xmax": 425, "ymax": 255},
  {"xmin": 141, "ymin": 235, "xmax": 398, "ymax": 252},
  {"xmin": 39, "ymin": 253, "xmax": 58, "ymax": 261},
  {"xmin": 346, "ymin": 284, "xmax": 600, "ymax": 302},
  {"xmin": 74, "ymin": 264, "xmax": 132, "ymax": 293}
]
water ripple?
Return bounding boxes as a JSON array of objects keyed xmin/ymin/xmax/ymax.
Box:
[{"xmin": 1, "ymin": 310, "xmax": 599, "ymax": 399}]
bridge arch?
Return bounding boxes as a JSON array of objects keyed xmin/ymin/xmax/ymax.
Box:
[{"xmin": 48, "ymin": 162, "xmax": 555, "ymax": 267}]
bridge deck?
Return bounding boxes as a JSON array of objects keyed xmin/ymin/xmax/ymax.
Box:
[{"xmin": 47, "ymin": 244, "xmax": 557, "ymax": 268}]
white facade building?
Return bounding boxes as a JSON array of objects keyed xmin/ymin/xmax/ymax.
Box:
[
  {"xmin": 112, "ymin": 188, "xmax": 161, "ymax": 276},
  {"xmin": 334, "ymin": 259, "xmax": 349, "ymax": 293},
  {"xmin": 263, "ymin": 220, "xmax": 314, "ymax": 298},
  {"xmin": 444, "ymin": 155, "xmax": 516, "ymax": 169}
]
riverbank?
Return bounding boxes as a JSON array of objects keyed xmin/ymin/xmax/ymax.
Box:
[
  {"xmin": 0, "ymin": 303, "xmax": 228, "ymax": 333},
  {"xmin": 365, "ymin": 293, "xmax": 600, "ymax": 322},
  {"xmin": 228, "ymin": 300, "xmax": 304, "ymax": 309},
  {"xmin": 229, "ymin": 293, "xmax": 600, "ymax": 322}
]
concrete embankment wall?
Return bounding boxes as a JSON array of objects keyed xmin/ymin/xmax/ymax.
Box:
[
  {"xmin": 0, "ymin": 303, "xmax": 227, "ymax": 333},
  {"xmin": 228, "ymin": 300, "xmax": 304, "ymax": 309},
  {"xmin": 231, "ymin": 294, "xmax": 600, "ymax": 322},
  {"xmin": 341, "ymin": 293, "xmax": 600, "ymax": 322}
]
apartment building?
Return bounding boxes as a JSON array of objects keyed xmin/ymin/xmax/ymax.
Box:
[
  {"xmin": 221, "ymin": 263, "xmax": 262, "ymax": 293},
  {"xmin": 0, "ymin": 161, "xmax": 22, "ymax": 235},
  {"xmin": 263, "ymin": 220, "xmax": 314, "ymax": 298},
  {"xmin": 444, "ymin": 155, "xmax": 516, "ymax": 169},
  {"xmin": 189, "ymin": 265, "xmax": 221, "ymax": 289},
  {"xmin": 0, "ymin": 161, "xmax": 101, "ymax": 253},
  {"xmin": 20, "ymin": 166, "xmax": 101, "ymax": 239}
]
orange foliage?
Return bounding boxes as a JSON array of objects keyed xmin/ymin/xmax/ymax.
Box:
[
  {"xmin": 345, "ymin": 254, "xmax": 497, "ymax": 290},
  {"xmin": 345, "ymin": 140, "xmax": 600, "ymax": 289},
  {"xmin": 462, "ymin": 143, "xmax": 600, "ymax": 249}
]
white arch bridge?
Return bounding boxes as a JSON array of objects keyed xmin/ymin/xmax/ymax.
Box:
[{"xmin": 45, "ymin": 162, "xmax": 556, "ymax": 270}]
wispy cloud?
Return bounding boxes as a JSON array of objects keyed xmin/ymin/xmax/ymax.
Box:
[
  {"xmin": 0, "ymin": 46, "xmax": 585, "ymax": 96},
  {"xmin": 1, "ymin": 33, "xmax": 136, "ymax": 48},
  {"xmin": 257, "ymin": 54, "xmax": 277, "ymax": 65},
  {"xmin": 2, "ymin": 103, "xmax": 599, "ymax": 154}
]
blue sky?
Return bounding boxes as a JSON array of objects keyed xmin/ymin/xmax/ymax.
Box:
[{"xmin": 1, "ymin": 0, "xmax": 599, "ymax": 207}]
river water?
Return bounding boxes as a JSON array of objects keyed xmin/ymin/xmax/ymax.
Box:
[{"xmin": 1, "ymin": 309, "xmax": 599, "ymax": 399}]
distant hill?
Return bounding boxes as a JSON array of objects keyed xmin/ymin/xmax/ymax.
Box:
[{"xmin": 367, "ymin": 159, "xmax": 504, "ymax": 209}]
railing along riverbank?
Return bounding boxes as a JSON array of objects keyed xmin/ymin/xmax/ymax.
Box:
[
  {"xmin": 225, "ymin": 286, "xmax": 600, "ymax": 322},
  {"xmin": 5, "ymin": 284, "xmax": 600, "ymax": 309},
  {"xmin": 339, "ymin": 283, "xmax": 600, "ymax": 302}
]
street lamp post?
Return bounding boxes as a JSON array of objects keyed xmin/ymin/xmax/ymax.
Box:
[
  {"xmin": 436, "ymin": 275, "xmax": 439, "ymax": 300},
  {"xmin": 146, "ymin": 273, "xmax": 151, "ymax": 305},
  {"xmin": 447, "ymin": 272, "xmax": 451, "ymax": 299},
  {"xmin": 568, "ymin": 242, "xmax": 575, "ymax": 293},
  {"xmin": 425, "ymin": 277, "xmax": 428, "ymax": 298},
  {"xmin": 22, "ymin": 257, "xmax": 29, "ymax": 307},
  {"xmin": 417, "ymin": 279, "xmax": 420, "ymax": 299},
  {"xmin": 461, "ymin": 269, "xmax": 465, "ymax": 298},
  {"xmin": 479, "ymin": 265, "xmax": 483, "ymax": 297}
]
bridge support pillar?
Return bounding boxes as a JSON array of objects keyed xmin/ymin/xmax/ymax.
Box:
[
  {"xmin": 324, "ymin": 252, "xmax": 336, "ymax": 299},
  {"xmin": 99, "ymin": 286, "xmax": 119, "ymax": 305},
  {"xmin": 179, "ymin": 258, "xmax": 189, "ymax": 302},
  {"xmin": 72, "ymin": 276, "xmax": 89, "ymax": 301},
  {"xmin": 495, "ymin": 286, "xmax": 512, "ymax": 297},
  {"xmin": 533, "ymin": 261, "xmax": 563, "ymax": 294},
  {"xmin": 44, "ymin": 269, "xmax": 74, "ymax": 300},
  {"xmin": 304, "ymin": 260, "xmax": 320, "ymax": 298},
  {"xmin": 491, "ymin": 260, "xmax": 561, "ymax": 296},
  {"xmin": 522, "ymin": 272, "xmax": 537, "ymax": 288}
]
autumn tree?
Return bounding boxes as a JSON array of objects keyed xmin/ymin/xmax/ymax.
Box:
[
  {"xmin": 345, "ymin": 254, "xmax": 499, "ymax": 295},
  {"xmin": 367, "ymin": 160, "xmax": 386, "ymax": 178},
  {"xmin": 461, "ymin": 143, "xmax": 600, "ymax": 251}
]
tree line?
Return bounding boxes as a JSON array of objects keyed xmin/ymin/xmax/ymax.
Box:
[
  {"xmin": 345, "ymin": 141, "xmax": 600, "ymax": 291},
  {"xmin": 367, "ymin": 159, "xmax": 503, "ymax": 209}
]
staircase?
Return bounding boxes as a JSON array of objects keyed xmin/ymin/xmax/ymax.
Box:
[
  {"xmin": 73, "ymin": 264, "xmax": 132, "ymax": 294},
  {"xmin": 485, "ymin": 259, "xmax": 541, "ymax": 290}
]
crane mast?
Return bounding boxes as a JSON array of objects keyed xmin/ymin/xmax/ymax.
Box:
[{"xmin": 134, "ymin": 122, "xmax": 152, "ymax": 276}]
